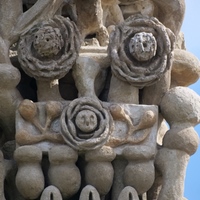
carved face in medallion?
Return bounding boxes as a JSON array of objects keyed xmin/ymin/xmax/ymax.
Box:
[{"xmin": 75, "ymin": 110, "xmax": 98, "ymax": 133}]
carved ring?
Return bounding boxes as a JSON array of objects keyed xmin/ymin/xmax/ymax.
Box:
[
  {"xmin": 108, "ymin": 14, "xmax": 175, "ymax": 87},
  {"xmin": 60, "ymin": 98, "xmax": 113, "ymax": 151},
  {"xmin": 18, "ymin": 15, "xmax": 81, "ymax": 80}
]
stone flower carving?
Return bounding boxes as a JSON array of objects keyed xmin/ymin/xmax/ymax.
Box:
[
  {"xmin": 33, "ymin": 26, "xmax": 64, "ymax": 58},
  {"xmin": 108, "ymin": 14, "xmax": 175, "ymax": 87},
  {"xmin": 18, "ymin": 15, "xmax": 81, "ymax": 80},
  {"xmin": 16, "ymin": 100, "xmax": 64, "ymax": 146},
  {"xmin": 60, "ymin": 98, "xmax": 113, "ymax": 151}
]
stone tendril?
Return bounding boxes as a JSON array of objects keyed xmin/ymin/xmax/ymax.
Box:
[
  {"xmin": 108, "ymin": 14, "xmax": 175, "ymax": 88},
  {"xmin": 18, "ymin": 15, "xmax": 81, "ymax": 81},
  {"xmin": 60, "ymin": 97, "xmax": 113, "ymax": 151}
]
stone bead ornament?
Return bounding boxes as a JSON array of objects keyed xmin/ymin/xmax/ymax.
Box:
[
  {"xmin": 60, "ymin": 97, "xmax": 113, "ymax": 151},
  {"xmin": 160, "ymin": 86, "xmax": 200, "ymax": 155},
  {"xmin": 108, "ymin": 14, "xmax": 175, "ymax": 87},
  {"xmin": 18, "ymin": 15, "xmax": 81, "ymax": 81}
]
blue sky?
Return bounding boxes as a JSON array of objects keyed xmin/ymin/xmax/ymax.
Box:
[{"xmin": 181, "ymin": 1, "xmax": 200, "ymax": 199}]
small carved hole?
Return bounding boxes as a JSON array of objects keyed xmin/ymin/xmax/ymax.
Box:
[
  {"xmin": 50, "ymin": 193, "xmax": 53, "ymax": 200},
  {"xmin": 129, "ymin": 193, "xmax": 133, "ymax": 200},
  {"xmin": 143, "ymin": 42, "xmax": 147, "ymax": 48},
  {"xmin": 89, "ymin": 192, "xmax": 93, "ymax": 200}
]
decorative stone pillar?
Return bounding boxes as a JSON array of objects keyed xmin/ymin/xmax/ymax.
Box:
[
  {"xmin": 123, "ymin": 155, "xmax": 155, "ymax": 195},
  {"xmin": 157, "ymin": 86, "xmax": 200, "ymax": 200},
  {"xmin": 14, "ymin": 146, "xmax": 44, "ymax": 199},
  {"xmin": 85, "ymin": 146, "xmax": 116, "ymax": 198},
  {"xmin": 107, "ymin": 13, "xmax": 173, "ymax": 199},
  {"xmin": 48, "ymin": 145, "xmax": 81, "ymax": 199},
  {"xmin": 73, "ymin": 47, "xmax": 110, "ymax": 101}
]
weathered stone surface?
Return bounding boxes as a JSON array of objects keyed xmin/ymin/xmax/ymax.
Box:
[
  {"xmin": 73, "ymin": 47, "xmax": 109, "ymax": 100},
  {"xmin": 75, "ymin": 0, "xmax": 109, "ymax": 46},
  {"xmin": 120, "ymin": 0, "xmax": 155, "ymax": 19},
  {"xmin": 17, "ymin": 15, "xmax": 81, "ymax": 101},
  {"xmin": 0, "ymin": 1, "xmax": 199, "ymax": 200},
  {"xmin": 155, "ymin": 148, "xmax": 190, "ymax": 200},
  {"xmin": 119, "ymin": 0, "xmax": 185, "ymax": 36},
  {"xmin": 18, "ymin": 15, "xmax": 81, "ymax": 81},
  {"xmin": 171, "ymin": 49, "xmax": 200, "ymax": 87},
  {"xmin": 123, "ymin": 161, "xmax": 155, "ymax": 195},
  {"xmin": 102, "ymin": 0, "xmax": 124, "ymax": 28},
  {"xmin": 16, "ymin": 100, "xmax": 64, "ymax": 150},
  {"xmin": 0, "ymin": 64, "xmax": 22, "ymax": 143},
  {"xmin": 157, "ymin": 119, "xmax": 168, "ymax": 145},
  {"xmin": 163, "ymin": 127, "xmax": 199, "ymax": 155},
  {"xmin": 160, "ymin": 87, "xmax": 200, "ymax": 126}
]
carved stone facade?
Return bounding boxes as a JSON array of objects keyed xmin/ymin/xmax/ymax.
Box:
[{"xmin": 0, "ymin": 0, "xmax": 199, "ymax": 200}]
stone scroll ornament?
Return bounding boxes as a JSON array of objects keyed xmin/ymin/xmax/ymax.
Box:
[
  {"xmin": 60, "ymin": 97, "xmax": 113, "ymax": 151},
  {"xmin": 108, "ymin": 14, "xmax": 175, "ymax": 87},
  {"xmin": 18, "ymin": 15, "xmax": 81, "ymax": 80}
]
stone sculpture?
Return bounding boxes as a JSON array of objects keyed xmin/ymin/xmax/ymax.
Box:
[{"xmin": 0, "ymin": 0, "xmax": 199, "ymax": 200}]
